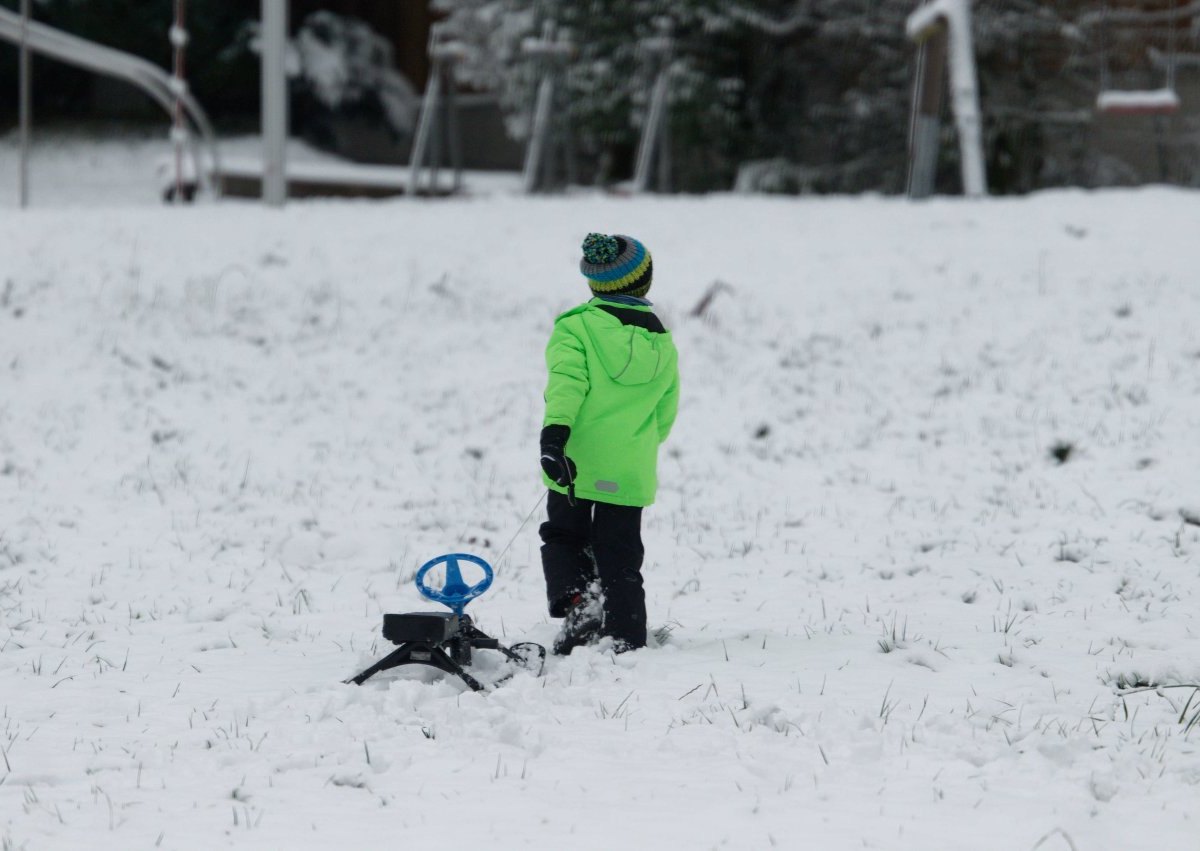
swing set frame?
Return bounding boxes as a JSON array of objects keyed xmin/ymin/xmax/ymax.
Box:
[{"xmin": 1087, "ymin": 0, "xmax": 1196, "ymax": 116}]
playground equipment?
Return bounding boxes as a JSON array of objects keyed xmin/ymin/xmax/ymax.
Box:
[
  {"xmin": 408, "ymin": 24, "xmax": 466, "ymax": 197},
  {"xmin": 260, "ymin": 0, "xmax": 287, "ymax": 207},
  {"xmin": 1085, "ymin": 1, "xmax": 1194, "ymax": 115},
  {"xmin": 16, "ymin": 0, "xmax": 29, "ymax": 208},
  {"xmin": 0, "ymin": 2, "xmax": 222, "ymax": 206},
  {"xmin": 166, "ymin": 0, "xmax": 190, "ymax": 202},
  {"xmin": 632, "ymin": 22, "xmax": 673, "ymax": 194},
  {"xmin": 345, "ymin": 553, "xmax": 545, "ymax": 691},
  {"xmin": 905, "ymin": 0, "xmax": 987, "ymax": 199},
  {"xmin": 522, "ymin": 22, "xmax": 576, "ymax": 194}
]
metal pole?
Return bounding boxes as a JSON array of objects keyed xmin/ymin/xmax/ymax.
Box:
[
  {"xmin": 907, "ymin": 27, "xmax": 947, "ymax": 199},
  {"xmin": 261, "ymin": 0, "xmax": 287, "ymax": 207},
  {"xmin": 905, "ymin": 0, "xmax": 986, "ymax": 198},
  {"xmin": 171, "ymin": 0, "xmax": 187, "ymax": 202},
  {"xmin": 522, "ymin": 21, "xmax": 563, "ymax": 195},
  {"xmin": 634, "ymin": 67, "xmax": 669, "ymax": 192},
  {"xmin": 445, "ymin": 65, "xmax": 463, "ymax": 194},
  {"xmin": 523, "ymin": 74, "xmax": 553, "ymax": 194},
  {"xmin": 408, "ymin": 65, "xmax": 439, "ymax": 195},
  {"xmin": 944, "ymin": 1, "xmax": 985, "ymax": 197},
  {"xmin": 18, "ymin": 0, "xmax": 31, "ymax": 209},
  {"xmin": 657, "ymin": 89, "xmax": 670, "ymax": 193},
  {"xmin": 1166, "ymin": 0, "xmax": 1178, "ymax": 92},
  {"xmin": 563, "ymin": 103, "xmax": 577, "ymax": 188},
  {"xmin": 434, "ymin": 71, "xmax": 448, "ymax": 192}
]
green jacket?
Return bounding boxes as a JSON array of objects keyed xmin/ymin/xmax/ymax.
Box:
[{"xmin": 542, "ymin": 298, "xmax": 680, "ymax": 507}]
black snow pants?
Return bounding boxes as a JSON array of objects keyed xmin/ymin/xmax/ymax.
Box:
[{"xmin": 539, "ymin": 490, "xmax": 647, "ymax": 649}]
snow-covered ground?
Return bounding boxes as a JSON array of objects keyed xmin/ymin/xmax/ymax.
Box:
[{"xmin": 2, "ymin": 138, "xmax": 1199, "ymax": 850}]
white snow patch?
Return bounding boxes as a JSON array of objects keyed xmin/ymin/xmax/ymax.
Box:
[{"xmin": 1, "ymin": 172, "xmax": 1198, "ymax": 849}]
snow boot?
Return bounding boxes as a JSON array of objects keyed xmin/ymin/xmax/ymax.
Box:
[{"xmin": 552, "ymin": 589, "xmax": 603, "ymax": 656}]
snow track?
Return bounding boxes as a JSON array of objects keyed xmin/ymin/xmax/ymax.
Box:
[{"xmin": 2, "ymin": 190, "xmax": 1199, "ymax": 849}]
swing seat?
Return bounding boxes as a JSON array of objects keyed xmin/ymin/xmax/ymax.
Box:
[{"xmin": 1096, "ymin": 88, "xmax": 1181, "ymax": 115}]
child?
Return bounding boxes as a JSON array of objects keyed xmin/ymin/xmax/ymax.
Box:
[{"xmin": 538, "ymin": 233, "xmax": 680, "ymax": 654}]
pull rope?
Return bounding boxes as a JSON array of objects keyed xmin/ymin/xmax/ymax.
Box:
[{"xmin": 493, "ymin": 491, "xmax": 547, "ymax": 573}]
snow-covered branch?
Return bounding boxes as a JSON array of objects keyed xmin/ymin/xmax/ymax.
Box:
[
  {"xmin": 1079, "ymin": 0, "xmax": 1200, "ymax": 28},
  {"xmin": 724, "ymin": 2, "xmax": 813, "ymax": 37}
]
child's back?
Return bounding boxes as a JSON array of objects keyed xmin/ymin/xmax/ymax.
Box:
[
  {"xmin": 543, "ymin": 298, "xmax": 678, "ymax": 506},
  {"xmin": 538, "ymin": 233, "xmax": 679, "ymax": 654}
]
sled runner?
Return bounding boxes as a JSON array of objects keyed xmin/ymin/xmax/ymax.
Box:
[{"xmin": 345, "ymin": 553, "xmax": 545, "ymax": 691}]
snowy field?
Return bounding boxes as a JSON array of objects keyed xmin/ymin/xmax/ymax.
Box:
[{"xmin": 2, "ymin": 140, "xmax": 1200, "ymax": 849}]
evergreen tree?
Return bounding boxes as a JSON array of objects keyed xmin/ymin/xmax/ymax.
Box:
[
  {"xmin": 7, "ymin": 0, "xmax": 1193, "ymax": 191},
  {"xmin": 435, "ymin": 0, "xmax": 1197, "ymax": 193},
  {"xmin": 434, "ymin": 0, "xmax": 747, "ymax": 190}
]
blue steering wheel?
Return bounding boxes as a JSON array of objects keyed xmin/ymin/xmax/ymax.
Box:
[{"xmin": 415, "ymin": 553, "xmax": 494, "ymax": 615}]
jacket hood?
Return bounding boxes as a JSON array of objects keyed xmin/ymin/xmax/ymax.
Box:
[{"xmin": 582, "ymin": 309, "xmax": 673, "ymax": 386}]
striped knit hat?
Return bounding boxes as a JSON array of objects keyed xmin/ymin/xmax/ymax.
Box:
[{"xmin": 579, "ymin": 233, "xmax": 653, "ymax": 298}]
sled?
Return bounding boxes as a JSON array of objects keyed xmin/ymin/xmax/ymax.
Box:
[{"xmin": 345, "ymin": 553, "xmax": 545, "ymax": 692}]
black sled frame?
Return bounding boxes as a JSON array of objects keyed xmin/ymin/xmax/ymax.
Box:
[{"xmin": 345, "ymin": 611, "xmax": 545, "ymax": 692}]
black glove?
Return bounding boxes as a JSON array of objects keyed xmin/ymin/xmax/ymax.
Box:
[{"xmin": 540, "ymin": 425, "xmax": 578, "ymax": 493}]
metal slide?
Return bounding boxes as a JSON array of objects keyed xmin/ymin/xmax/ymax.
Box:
[{"xmin": 0, "ymin": 6, "xmax": 222, "ymax": 196}]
